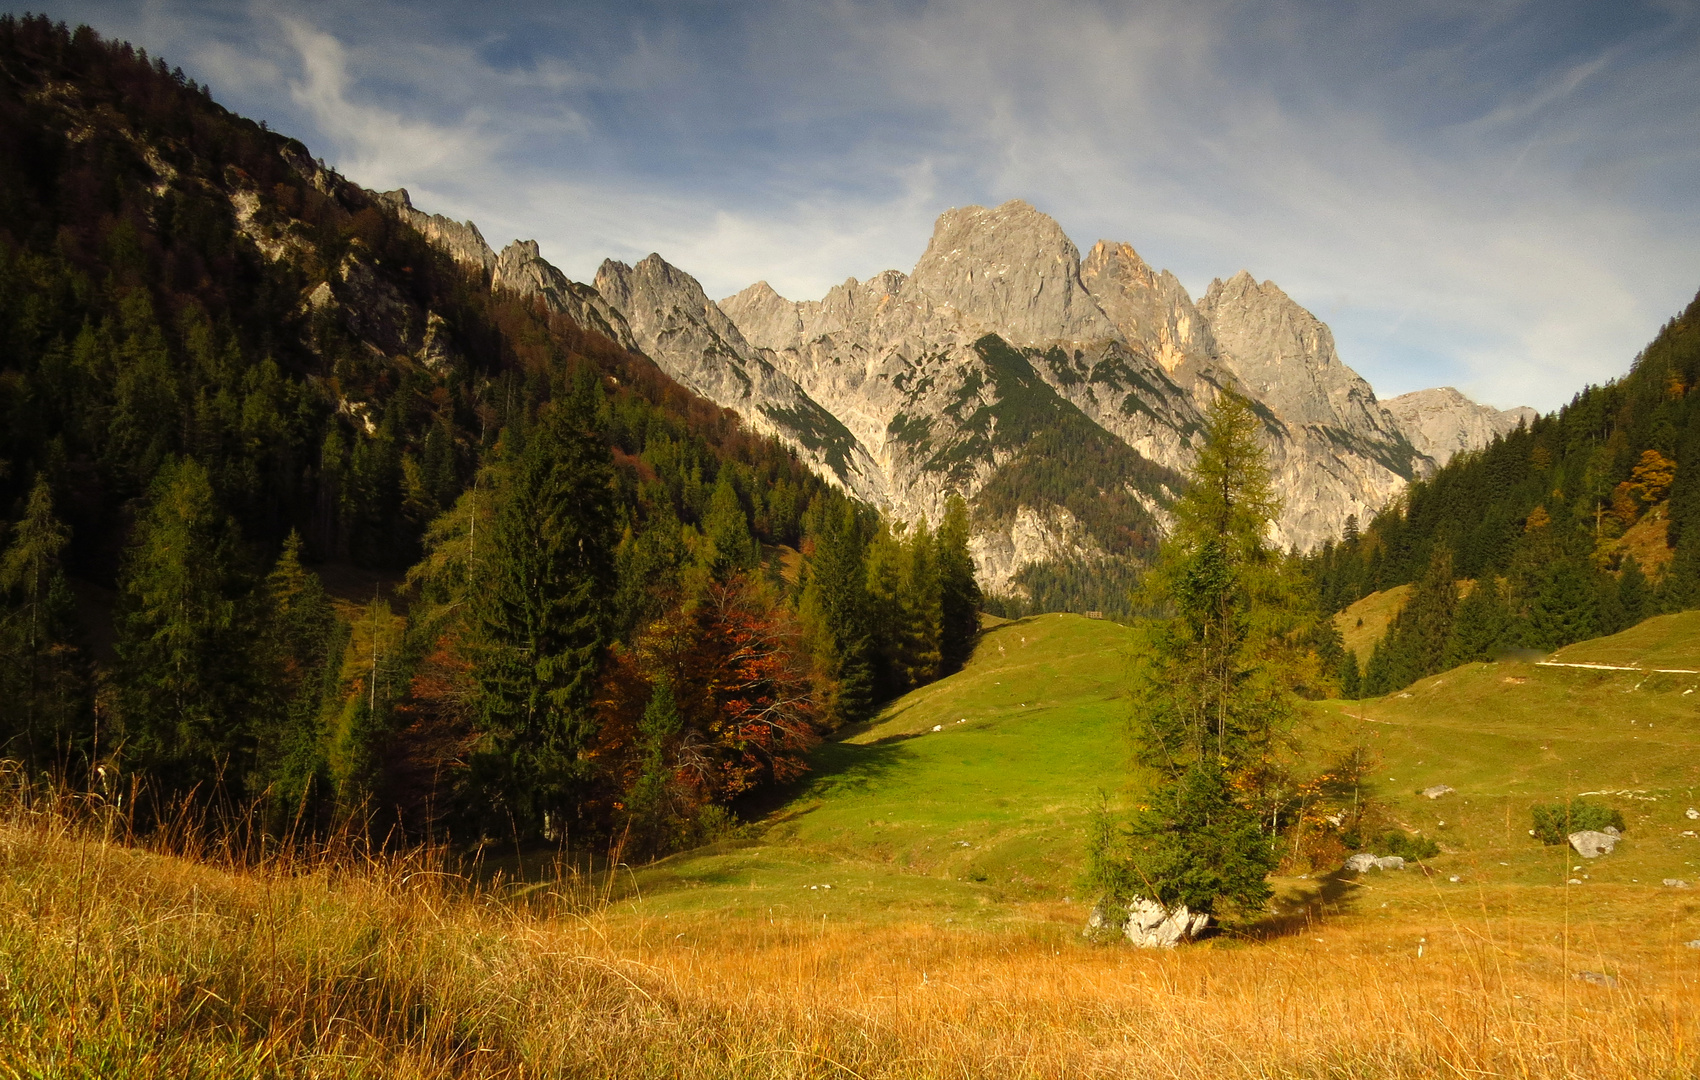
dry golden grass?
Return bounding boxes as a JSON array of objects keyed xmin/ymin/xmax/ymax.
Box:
[{"xmin": 3, "ymin": 782, "xmax": 1698, "ymax": 1078}]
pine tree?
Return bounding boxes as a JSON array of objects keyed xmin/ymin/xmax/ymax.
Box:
[
  {"xmin": 1404, "ymin": 547, "xmax": 1458, "ymax": 677},
  {"xmin": 1617, "ymin": 556, "xmax": 1650, "ymax": 628},
  {"xmin": 1337, "ymin": 650, "xmax": 1361, "ymax": 699},
  {"xmin": 115, "ymin": 458, "xmax": 260, "ymax": 799},
  {"xmin": 624, "ymin": 677, "xmax": 687, "ymax": 856},
  {"xmin": 936, "ymin": 494, "xmax": 982, "ymax": 674},
  {"xmin": 252, "ymin": 532, "xmax": 339, "ymax": 818},
  {"xmin": 1444, "ymin": 577, "xmax": 1510, "ymax": 668},
  {"xmin": 798, "ymin": 501, "xmax": 875, "ymax": 724},
  {"xmin": 471, "ymin": 407, "xmax": 617, "ymax": 838},
  {"xmin": 1526, "ymin": 561, "xmax": 1598, "ymax": 651},
  {"xmin": 700, "ymin": 468, "xmax": 758, "ymax": 577},
  {"xmin": 0, "ymin": 475, "xmax": 89, "ymax": 769},
  {"xmin": 1106, "ymin": 393, "xmax": 1285, "ymax": 926}
]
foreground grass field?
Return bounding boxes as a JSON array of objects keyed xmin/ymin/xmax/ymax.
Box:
[{"xmin": 3, "ymin": 612, "xmax": 1699, "ymax": 1077}]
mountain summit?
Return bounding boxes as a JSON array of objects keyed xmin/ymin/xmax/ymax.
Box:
[{"xmin": 402, "ymin": 196, "xmax": 1531, "ymax": 594}]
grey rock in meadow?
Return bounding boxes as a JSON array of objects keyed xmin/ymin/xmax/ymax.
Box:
[
  {"xmin": 1345, "ymin": 853, "xmax": 1379, "ymax": 873},
  {"xmin": 1664, "ymin": 879, "xmax": 1690, "ymax": 888},
  {"xmin": 1382, "ymin": 386, "xmax": 1536, "ymax": 468},
  {"xmin": 1687, "ymin": 940, "xmax": 1700, "ymax": 949},
  {"xmin": 1569, "ymin": 830, "xmax": 1620, "ymax": 858},
  {"xmin": 1421, "ymin": 784, "xmax": 1455, "ymax": 799},
  {"xmin": 1374, "ymin": 856, "xmax": 1406, "ymax": 871},
  {"xmin": 1686, "ymin": 807, "xmax": 1699, "ymax": 820},
  {"xmin": 1124, "ymin": 896, "xmax": 1210, "ymax": 948}
]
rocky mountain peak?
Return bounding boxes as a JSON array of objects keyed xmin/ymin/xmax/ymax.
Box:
[
  {"xmin": 1079, "ymin": 240, "xmax": 1215, "ymax": 373},
  {"xmin": 1382, "ymin": 387, "xmax": 1537, "ymax": 467},
  {"xmin": 376, "ymin": 188, "xmax": 495, "ymax": 275},
  {"xmin": 1198, "ymin": 270, "xmax": 1403, "ymax": 443},
  {"xmin": 719, "ymin": 280, "xmax": 804, "ymax": 352},
  {"xmin": 907, "ymin": 200, "xmax": 1117, "ymax": 347}
]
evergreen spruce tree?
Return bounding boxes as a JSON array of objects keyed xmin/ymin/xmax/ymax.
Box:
[
  {"xmin": 700, "ymin": 468, "xmax": 759, "ymax": 577},
  {"xmin": 471, "ymin": 407, "xmax": 617, "ymax": 839},
  {"xmin": 1404, "ymin": 547, "xmax": 1458, "ymax": 677},
  {"xmin": 1336, "ymin": 650, "xmax": 1362, "ymax": 700},
  {"xmin": 936, "ymin": 495, "xmax": 982, "ymax": 674},
  {"xmin": 798, "ymin": 502, "xmax": 875, "ymax": 724},
  {"xmin": 253, "ymin": 532, "xmax": 339, "ymax": 818},
  {"xmin": 1444, "ymin": 577, "xmax": 1511, "ymax": 668},
  {"xmin": 1099, "ymin": 393, "xmax": 1286, "ymax": 926},
  {"xmin": 0, "ymin": 475, "xmax": 89, "ymax": 769},
  {"xmin": 1526, "ymin": 561, "xmax": 1599, "ymax": 651},
  {"xmin": 115, "ymin": 458, "xmax": 260, "ymax": 799},
  {"xmin": 624, "ymin": 678, "xmax": 686, "ymax": 856},
  {"xmin": 1617, "ymin": 556, "xmax": 1651, "ymax": 628}
]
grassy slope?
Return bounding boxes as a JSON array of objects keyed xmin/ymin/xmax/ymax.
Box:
[
  {"xmin": 1334, "ymin": 585, "xmax": 1410, "ymax": 662},
  {"xmin": 636, "ymin": 607, "xmax": 1700, "ymax": 942},
  {"xmin": 632, "ymin": 614, "xmax": 1137, "ymax": 921},
  {"xmin": 1548, "ymin": 609, "xmax": 1700, "ymax": 669}
]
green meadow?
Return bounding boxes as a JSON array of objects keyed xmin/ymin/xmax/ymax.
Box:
[{"xmin": 631, "ymin": 606, "xmax": 1700, "ymax": 929}]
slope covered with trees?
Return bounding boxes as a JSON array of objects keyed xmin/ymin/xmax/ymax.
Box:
[
  {"xmin": 0, "ymin": 16, "xmax": 978, "ymax": 854},
  {"xmin": 1308, "ymin": 290, "xmax": 1700, "ymax": 695}
]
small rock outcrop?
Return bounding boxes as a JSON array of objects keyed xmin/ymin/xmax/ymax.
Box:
[
  {"xmin": 1082, "ymin": 895, "xmax": 1210, "ymax": 947},
  {"xmin": 1421, "ymin": 784, "xmax": 1455, "ymax": 799},
  {"xmin": 1382, "ymin": 387, "xmax": 1537, "ymax": 467},
  {"xmin": 1569, "ymin": 830, "xmax": 1620, "ymax": 858},
  {"xmin": 1123, "ymin": 896, "xmax": 1211, "ymax": 948},
  {"xmin": 1664, "ymin": 878, "xmax": 1690, "ymax": 888},
  {"xmin": 1346, "ymin": 853, "xmax": 1407, "ymax": 872}
]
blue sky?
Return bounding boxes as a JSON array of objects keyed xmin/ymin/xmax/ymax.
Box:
[{"xmin": 32, "ymin": 0, "xmax": 1700, "ymax": 411}]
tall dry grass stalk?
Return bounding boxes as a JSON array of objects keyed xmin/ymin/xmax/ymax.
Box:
[{"xmin": 0, "ymin": 770, "xmax": 1695, "ymax": 1078}]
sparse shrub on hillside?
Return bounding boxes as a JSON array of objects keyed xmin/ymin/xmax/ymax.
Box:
[
  {"xmin": 1374, "ymin": 830, "xmax": 1441, "ymax": 861},
  {"xmin": 1531, "ymin": 799, "xmax": 1625, "ymax": 845}
]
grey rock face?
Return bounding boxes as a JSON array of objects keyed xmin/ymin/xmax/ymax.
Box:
[
  {"xmin": 1422, "ymin": 784, "xmax": 1455, "ymax": 799},
  {"xmin": 1345, "ymin": 853, "xmax": 1378, "ymax": 873},
  {"xmin": 494, "ymin": 240, "xmax": 638, "ymax": 351},
  {"xmin": 1569, "ymin": 830, "xmax": 1620, "ymax": 858},
  {"xmin": 388, "ymin": 187, "xmax": 1526, "ymax": 590},
  {"xmin": 1374, "ymin": 856, "xmax": 1406, "ymax": 871},
  {"xmin": 907, "ymin": 201, "xmax": 1119, "ymax": 347},
  {"xmin": 1199, "ymin": 272, "xmax": 1402, "ymax": 438},
  {"xmin": 1382, "ymin": 387, "xmax": 1536, "ymax": 467},
  {"xmin": 1079, "ymin": 241, "xmax": 1215, "ymax": 372},
  {"xmin": 376, "ymin": 189, "xmax": 496, "ymax": 276},
  {"xmin": 593, "ymin": 255, "xmax": 890, "ymax": 505}
]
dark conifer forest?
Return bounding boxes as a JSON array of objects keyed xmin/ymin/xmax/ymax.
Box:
[
  {"xmin": 0, "ymin": 16, "xmax": 979, "ymax": 853},
  {"xmin": 1308, "ymin": 291, "xmax": 1700, "ymax": 696}
]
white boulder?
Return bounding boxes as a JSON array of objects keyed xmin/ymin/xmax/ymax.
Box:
[{"xmin": 1569, "ymin": 830, "xmax": 1619, "ymax": 858}]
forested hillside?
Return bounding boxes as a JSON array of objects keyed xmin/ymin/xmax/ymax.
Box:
[
  {"xmin": 0, "ymin": 16, "xmax": 977, "ymax": 853},
  {"xmin": 1308, "ymin": 290, "xmax": 1700, "ymax": 696}
]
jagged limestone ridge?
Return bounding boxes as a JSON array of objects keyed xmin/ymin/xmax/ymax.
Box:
[{"xmin": 1382, "ymin": 387, "xmax": 1538, "ymax": 467}]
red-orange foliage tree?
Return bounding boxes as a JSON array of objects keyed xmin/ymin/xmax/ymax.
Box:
[{"xmin": 601, "ymin": 576, "xmax": 818, "ymax": 815}]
